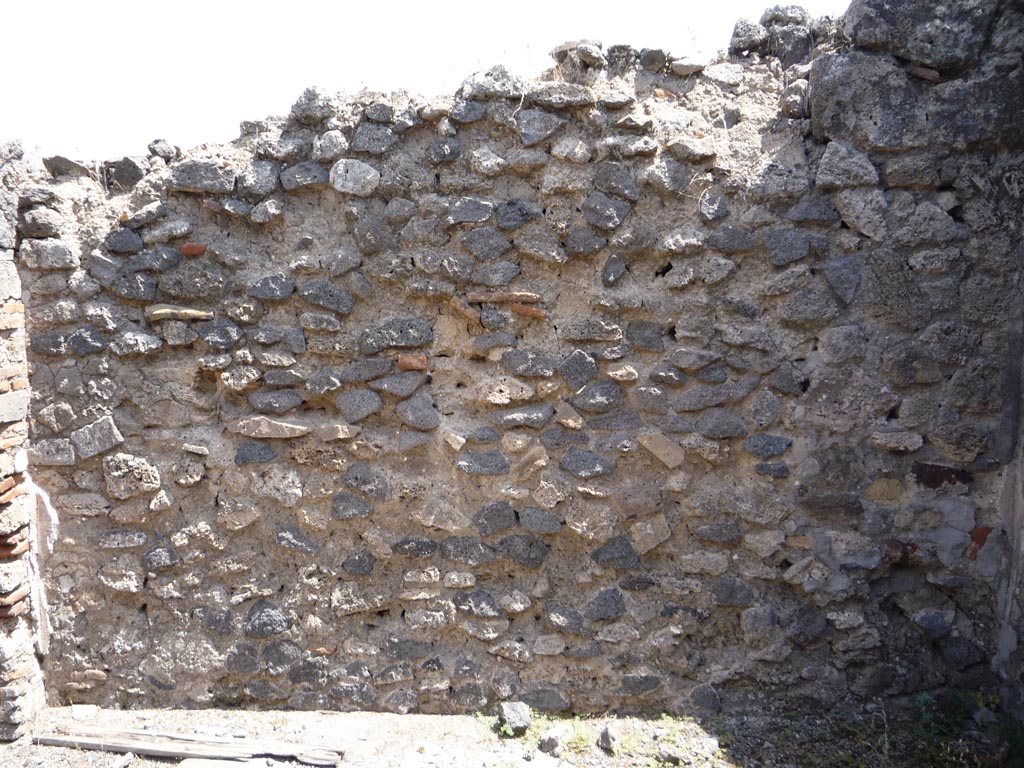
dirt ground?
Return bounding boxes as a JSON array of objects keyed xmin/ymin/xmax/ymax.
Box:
[{"xmin": 1, "ymin": 697, "xmax": 1022, "ymax": 768}]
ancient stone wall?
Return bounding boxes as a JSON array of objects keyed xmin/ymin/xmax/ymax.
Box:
[
  {"xmin": 0, "ymin": 142, "xmax": 43, "ymax": 738},
  {"xmin": 3, "ymin": 0, "xmax": 1023, "ymax": 725}
]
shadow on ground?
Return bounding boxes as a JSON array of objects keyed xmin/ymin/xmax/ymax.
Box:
[{"xmin": 1, "ymin": 694, "xmax": 1022, "ymax": 768}]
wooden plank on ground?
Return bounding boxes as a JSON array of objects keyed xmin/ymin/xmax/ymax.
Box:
[
  {"xmin": 34, "ymin": 724, "xmax": 343, "ymax": 766},
  {"xmin": 72, "ymin": 724, "xmax": 343, "ymax": 760}
]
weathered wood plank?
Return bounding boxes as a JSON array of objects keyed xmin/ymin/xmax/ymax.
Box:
[{"xmin": 34, "ymin": 726, "xmax": 343, "ymax": 766}]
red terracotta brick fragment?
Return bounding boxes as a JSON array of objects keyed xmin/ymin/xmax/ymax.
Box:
[
  {"xmin": 397, "ymin": 354, "xmax": 428, "ymax": 372},
  {"xmin": 966, "ymin": 525, "xmax": 993, "ymax": 560},
  {"xmin": 0, "ymin": 598, "xmax": 28, "ymax": 617},
  {"xmin": 0, "ymin": 483, "xmax": 27, "ymax": 505},
  {"xmin": 510, "ymin": 303, "xmax": 546, "ymax": 319},
  {"xmin": 0, "ymin": 584, "xmax": 29, "ymax": 607},
  {"xmin": 0, "ymin": 539, "xmax": 29, "ymax": 558},
  {"xmin": 0, "ymin": 526, "xmax": 28, "ymax": 545},
  {"xmin": 449, "ymin": 296, "xmax": 481, "ymax": 323},
  {"xmin": 179, "ymin": 242, "xmax": 207, "ymax": 257}
]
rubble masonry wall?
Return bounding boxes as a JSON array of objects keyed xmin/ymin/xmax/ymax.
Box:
[{"xmin": 2, "ymin": 0, "xmax": 1023, "ymax": 727}]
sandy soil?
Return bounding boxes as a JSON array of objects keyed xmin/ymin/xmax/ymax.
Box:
[{"xmin": 1, "ymin": 700, "xmax": 1019, "ymax": 768}]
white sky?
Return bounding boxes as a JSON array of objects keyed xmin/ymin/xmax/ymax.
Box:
[{"xmin": 3, "ymin": 0, "xmax": 850, "ymax": 161}]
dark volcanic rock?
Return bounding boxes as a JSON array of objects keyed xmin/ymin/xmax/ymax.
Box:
[
  {"xmin": 360, "ymin": 317, "xmax": 433, "ymax": 353},
  {"xmin": 105, "ymin": 228, "xmax": 144, "ymax": 254},
  {"xmin": 456, "ymin": 451, "xmax": 510, "ymax": 476},
  {"xmin": 280, "ymin": 161, "xmax": 329, "ymax": 190},
  {"xmin": 591, "ymin": 536, "xmax": 640, "ymax": 570},
  {"xmin": 299, "ymin": 279, "xmax": 354, "ymax": 315},
  {"xmin": 586, "ymin": 588, "xmax": 626, "ymax": 621},
  {"xmin": 243, "ymin": 599, "xmax": 292, "ymax": 638},
  {"xmin": 441, "ymin": 537, "xmax": 497, "ymax": 567},
  {"xmin": 392, "ymin": 538, "xmax": 439, "ymax": 558},
  {"xmin": 235, "ymin": 440, "xmax": 277, "ymax": 465},
  {"xmin": 332, "ymin": 492, "xmax": 373, "ymax": 520},
  {"xmin": 560, "ymin": 447, "xmax": 613, "ymax": 478},
  {"xmin": 497, "ymin": 534, "xmax": 549, "ymax": 568},
  {"xmin": 844, "ymin": 0, "xmax": 1000, "ymax": 71},
  {"xmin": 474, "ymin": 501, "xmax": 517, "ymax": 535},
  {"xmin": 250, "ymin": 273, "xmax": 296, "ymax": 300},
  {"xmin": 249, "ymin": 388, "xmax": 304, "ymax": 414},
  {"xmin": 159, "ymin": 262, "xmax": 228, "ymax": 300}
]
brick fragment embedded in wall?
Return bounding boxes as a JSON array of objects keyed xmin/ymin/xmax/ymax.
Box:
[
  {"xmin": 0, "ymin": 642, "xmax": 43, "ymax": 740},
  {"xmin": 0, "ymin": 504, "xmax": 37, "ymax": 732},
  {"xmin": 0, "ymin": 599, "xmax": 28, "ymax": 618},
  {"xmin": 0, "ymin": 528, "xmax": 29, "ymax": 558},
  {"xmin": 0, "ymin": 421, "xmax": 27, "ymax": 451},
  {"xmin": 0, "ymin": 307, "xmax": 24, "ymax": 332},
  {"xmin": 0, "ymin": 477, "xmax": 32, "ymax": 620},
  {"xmin": 0, "ymin": 480, "xmax": 27, "ymax": 505},
  {"xmin": 0, "ymin": 583, "xmax": 29, "ymax": 606},
  {"xmin": 6, "ymin": 0, "xmax": 1024, "ymax": 719},
  {"xmin": 397, "ymin": 353, "xmax": 428, "ymax": 372}
]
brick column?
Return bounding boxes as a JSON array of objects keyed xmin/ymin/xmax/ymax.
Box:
[{"xmin": 0, "ymin": 141, "xmax": 42, "ymax": 740}]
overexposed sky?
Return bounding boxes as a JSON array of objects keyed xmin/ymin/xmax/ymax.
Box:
[{"xmin": 3, "ymin": 1, "xmax": 849, "ymax": 160}]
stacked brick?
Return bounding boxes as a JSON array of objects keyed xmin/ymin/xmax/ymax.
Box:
[{"xmin": 0, "ymin": 143, "xmax": 42, "ymax": 739}]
